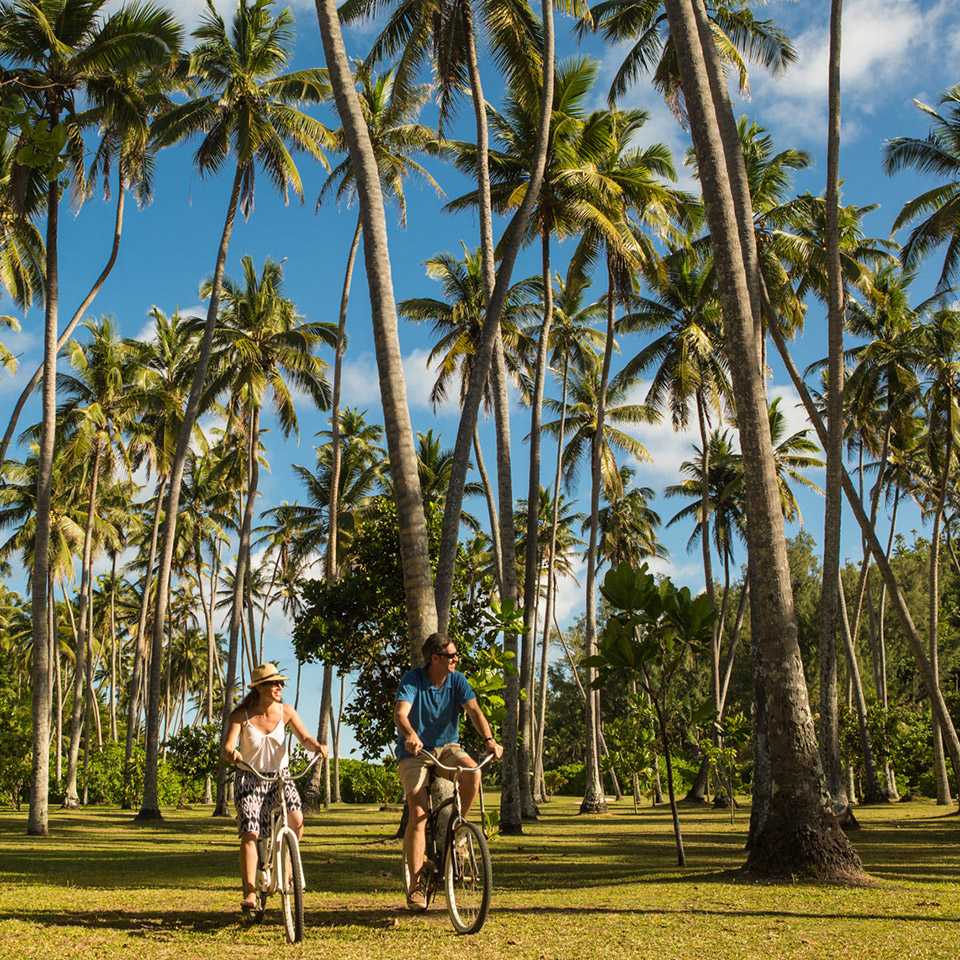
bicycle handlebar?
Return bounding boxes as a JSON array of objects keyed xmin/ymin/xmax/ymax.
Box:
[
  {"xmin": 234, "ymin": 751, "xmax": 323, "ymax": 782},
  {"xmin": 419, "ymin": 750, "xmax": 496, "ymax": 774}
]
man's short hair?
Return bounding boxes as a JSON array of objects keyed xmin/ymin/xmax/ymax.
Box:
[{"xmin": 422, "ymin": 631, "xmax": 451, "ymax": 665}]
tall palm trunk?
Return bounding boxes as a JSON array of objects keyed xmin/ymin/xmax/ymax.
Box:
[
  {"xmin": 581, "ymin": 259, "xmax": 616, "ymax": 816},
  {"xmin": 215, "ymin": 405, "xmax": 261, "ymax": 815},
  {"xmin": 1, "ymin": 163, "xmax": 126, "ymax": 467},
  {"xmin": 930, "ymin": 427, "xmax": 954, "ymax": 804},
  {"xmin": 123, "ymin": 473, "xmax": 166, "ymax": 808},
  {"xmin": 473, "ymin": 427, "xmax": 503, "ymax": 592},
  {"xmin": 109, "ymin": 552, "xmax": 118, "ymax": 741},
  {"xmin": 139, "ymin": 164, "xmax": 245, "ymax": 822},
  {"xmin": 519, "ymin": 224, "xmax": 555, "ymax": 820},
  {"xmin": 316, "ymin": 0, "xmax": 437, "ymax": 663},
  {"xmin": 666, "ymin": 0, "xmax": 861, "ymax": 877},
  {"xmin": 63, "ymin": 443, "xmax": 104, "ymax": 807},
  {"xmin": 193, "ymin": 535, "xmax": 215, "ymax": 804},
  {"xmin": 491, "ymin": 334, "xmax": 524, "ymax": 831},
  {"xmin": 687, "ymin": 388, "xmax": 715, "ymax": 803},
  {"xmin": 535, "ymin": 353, "xmax": 570, "ymax": 796},
  {"xmin": 837, "ymin": 571, "xmax": 883, "ymax": 802},
  {"xmin": 816, "ymin": 0, "xmax": 847, "ymax": 812},
  {"xmin": 433, "ymin": 0, "xmax": 555, "ymax": 631},
  {"xmin": 27, "ymin": 161, "xmax": 60, "ymax": 837}
]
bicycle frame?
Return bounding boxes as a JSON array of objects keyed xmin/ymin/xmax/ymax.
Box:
[
  {"xmin": 236, "ymin": 755, "xmax": 320, "ymax": 897},
  {"xmin": 417, "ymin": 752, "xmax": 494, "ymax": 880}
]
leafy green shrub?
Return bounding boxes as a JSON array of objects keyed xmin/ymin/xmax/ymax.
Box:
[
  {"xmin": 548, "ymin": 763, "xmax": 585, "ymax": 796},
  {"xmin": 0, "ymin": 675, "xmax": 31, "ymax": 808},
  {"xmin": 338, "ymin": 758, "xmax": 402, "ymax": 805},
  {"xmin": 84, "ymin": 741, "xmax": 183, "ymax": 807},
  {"xmin": 165, "ymin": 723, "xmax": 219, "ymax": 803}
]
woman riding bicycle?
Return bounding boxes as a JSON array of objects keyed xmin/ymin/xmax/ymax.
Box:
[{"xmin": 223, "ymin": 662, "xmax": 327, "ymax": 916}]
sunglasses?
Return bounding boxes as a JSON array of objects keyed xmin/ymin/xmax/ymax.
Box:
[
  {"xmin": 437, "ymin": 650, "xmax": 460, "ymax": 661},
  {"xmin": 267, "ymin": 680, "xmax": 285, "ymax": 688}
]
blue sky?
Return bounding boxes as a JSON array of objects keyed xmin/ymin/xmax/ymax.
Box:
[{"xmin": 5, "ymin": 0, "xmax": 960, "ymax": 754}]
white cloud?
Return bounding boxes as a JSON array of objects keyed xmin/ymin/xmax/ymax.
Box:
[
  {"xmin": 340, "ymin": 349, "xmax": 459, "ymax": 417},
  {"xmin": 746, "ymin": 0, "xmax": 960, "ymax": 144}
]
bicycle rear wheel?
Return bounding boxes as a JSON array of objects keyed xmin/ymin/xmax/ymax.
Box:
[
  {"xmin": 444, "ymin": 820, "xmax": 491, "ymax": 935},
  {"xmin": 280, "ymin": 832, "xmax": 304, "ymax": 943}
]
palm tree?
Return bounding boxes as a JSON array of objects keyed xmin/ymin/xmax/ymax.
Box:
[
  {"xmin": 663, "ymin": 0, "xmax": 861, "ymax": 877},
  {"xmin": 617, "ymin": 245, "xmax": 728, "ymax": 630},
  {"xmin": 337, "ymin": 0, "xmax": 556, "ymax": 655},
  {"xmin": 205, "ymin": 255, "xmax": 333, "ymax": 815},
  {"xmin": 564, "ymin": 105, "xmax": 687, "ymax": 815},
  {"xmin": 138, "ymin": 0, "xmax": 334, "ymax": 821},
  {"xmin": 0, "ymin": 0, "xmax": 182, "ymax": 837},
  {"xmin": 915, "ymin": 307, "xmax": 960, "ymax": 804},
  {"xmin": 401, "ymin": 244, "xmax": 539, "ymax": 587},
  {"xmin": 587, "ymin": 0, "xmax": 795, "ymax": 107},
  {"xmin": 315, "ymin": 0, "xmax": 440, "ymax": 669},
  {"xmin": 56, "ymin": 318, "xmax": 134, "ymax": 806},
  {"xmin": 599, "ymin": 466, "xmax": 666, "ymax": 568},
  {"xmin": 0, "ymin": 35, "xmax": 186, "ymax": 469},
  {"xmin": 0, "ymin": 135, "xmax": 43, "ymax": 312},
  {"xmin": 318, "ymin": 61, "xmax": 441, "ymax": 592},
  {"xmin": 884, "ymin": 84, "xmax": 960, "ymax": 292}
]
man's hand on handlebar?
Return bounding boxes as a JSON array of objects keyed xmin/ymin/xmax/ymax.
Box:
[
  {"xmin": 405, "ymin": 731, "xmax": 423, "ymax": 756},
  {"xmin": 486, "ymin": 740, "xmax": 503, "ymax": 760}
]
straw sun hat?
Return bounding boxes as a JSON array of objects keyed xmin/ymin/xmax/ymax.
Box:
[{"xmin": 248, "ymin": 662, "xmax": 288, "ymax": 688}]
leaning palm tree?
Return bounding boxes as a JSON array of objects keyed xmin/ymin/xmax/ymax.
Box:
[
  {"xmin": 318, "ymin": 61, "xmax": 441, "ymax": 590},
  {"xmin": 884, "ymin": 85, "xmax": 960, "ymax": 292},
  {"xmin": 205, "ymin": 254, "xmax": 333, "ymax": 815},
  {"xmin": 401, "ymin": 244, "xmax": 539, "ymax": 587},
  {"xmin": 138, "ymin": 0, "xmax": 334, "ymax": 821},
  {"xmin": 0, "ymin": 0, "xmax": 182, "ymax": 837}
]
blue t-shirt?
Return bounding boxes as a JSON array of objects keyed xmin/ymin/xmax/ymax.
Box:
[{"xmin": 395, "ymin": 668, "xmax": 476, "ymax": 759}]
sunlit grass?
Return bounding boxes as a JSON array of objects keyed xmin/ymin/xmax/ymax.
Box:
[{"xmin": 0, "ymin": 796, "xmax": 957, "ymax": 959}]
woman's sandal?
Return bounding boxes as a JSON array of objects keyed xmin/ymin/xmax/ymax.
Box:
[{"xmin": 240, "ymin": 898, "xmax": 260, "ymax": 922}]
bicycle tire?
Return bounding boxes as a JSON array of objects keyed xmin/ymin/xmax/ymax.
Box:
[
  {"xmin": 280, "ymin": 832, "xmax": 304, "ymax": 944},
  {"xmin": 444, "ymin": 820, "xmax": 491, "ymax": 935}
]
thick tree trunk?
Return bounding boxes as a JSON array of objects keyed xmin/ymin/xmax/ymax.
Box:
[
  {"xmin": 519, "ymin": 225, "xmax": 555, "ymax": 821},
  {"xmin": 580, "ymin": 260, "xmax": 616, "ymax": 816},
  {"xmin": 667, "ymin": 0, "xmax": 861, "ymax": 879},
  {"xmin": 433, "ymin": 0, "xmax": 555, "ymax": 630},
  {"xmin": 816, "ymin": 0, "xmax": 847, "ymax": 812},
  {"xmin": 492, "ymin": 334, "xmax": 524, "ymax": 832},
  {"xmin": 123, "ymin": 474, "xmax": 166, "ymax": 809},
  {"xmin": 27, "ymin": 168, "xmax": 60, "ymax": 837},
  {"xmin": 64, "ymin": 445, "xmax": 103, "ymax": 806},
  {"xmin": 1, "ymin": 165, "xmax": 126, "ymax": 468},
  {"xmin": 139, "ymin": 164, "xmax": 244, "ymax": 822},
  {"xmin": 473, "ymin": 427, "xmax": 503, "ymax": 592},
  {"xmin": 316, "ymin": 0, "xmax": 437, "ymax": 662}
]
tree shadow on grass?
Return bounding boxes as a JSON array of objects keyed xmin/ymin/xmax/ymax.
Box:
[{"xmin": 0, "ymin": 905, "xmax": 414, "ymax": 935}]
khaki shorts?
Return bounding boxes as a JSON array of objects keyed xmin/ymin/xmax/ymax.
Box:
[{"xmin": 398, "ymin": 743, "xmax": 471, "ymax": 796}]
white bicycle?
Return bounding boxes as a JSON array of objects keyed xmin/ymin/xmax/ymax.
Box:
[{"xmin": 235, "ymin": 754, "xmax": 320, "ymax": 943}]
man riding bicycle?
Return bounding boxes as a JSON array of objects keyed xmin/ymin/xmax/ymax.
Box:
[{"xmin": 395, "ymin": 632, "xmax": 503, "ymax": 912}]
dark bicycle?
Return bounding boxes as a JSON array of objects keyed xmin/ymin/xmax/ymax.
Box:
[
  {"xmin": 235, "ymin": 754, "xmax": 321, "ymax": 944},
  {"xmin": 400, "ymin": 750, "xmax": 495, "ymax": 935}
]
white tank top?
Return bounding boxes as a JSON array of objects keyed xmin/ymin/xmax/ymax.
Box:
[{"xmin": 239, "ymin": 708, "xmax": 288, "ymax": 773}]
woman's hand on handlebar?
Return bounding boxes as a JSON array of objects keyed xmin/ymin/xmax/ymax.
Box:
[
  {"xmin": 228, "ymin": 748, "xmax": 243, "ymax": 766},
  {"xmin": 303, "ymin": 737, "xmax": 328, "ymax": 759}
]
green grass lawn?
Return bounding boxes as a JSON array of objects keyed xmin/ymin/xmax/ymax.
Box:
[{"xmin": 0, "ymin": 796, "xmax": 957, "ymax": 959}]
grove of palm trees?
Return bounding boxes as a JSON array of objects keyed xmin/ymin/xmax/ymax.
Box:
[{"xmin": 1, "ymin": 0, "xmax": 959, "ymax": 953}]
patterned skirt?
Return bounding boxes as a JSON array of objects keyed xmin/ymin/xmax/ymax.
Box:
[{"xmin": 235, "ymin": 769, "xmax": 302, "ymax": 838}]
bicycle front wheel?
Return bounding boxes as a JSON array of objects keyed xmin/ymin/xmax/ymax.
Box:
[
  {"xmin": 444, "ymin": 820, "xmax": 491, "ymax": 935},
  {"xmin": 280, "ymin": 832, "xmax": 304, "ymax": 944}
]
